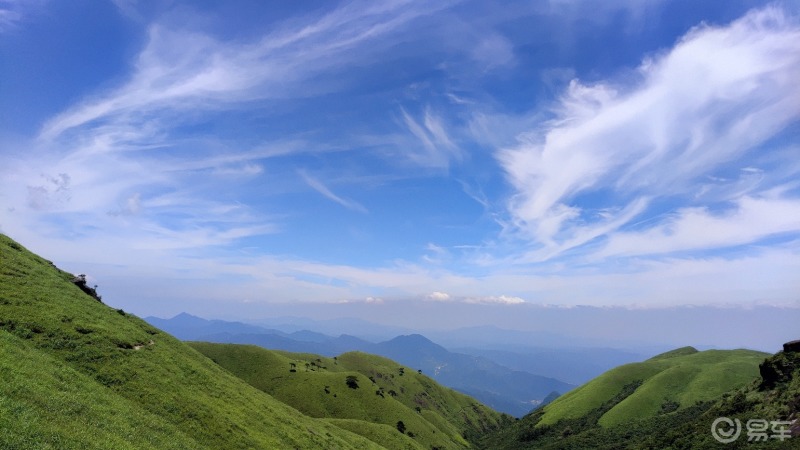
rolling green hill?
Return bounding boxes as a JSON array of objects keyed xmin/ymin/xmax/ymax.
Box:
[
  {"xmin": 480, "ymin": 344, "xmax": 800, "ymax": 449},
  {"xmin": 538, "ymin": 346, "xmax": 767, "ymax": 427},
  {"xmin": 189, "ymin": 342, "xmax": 510, "ymax": 449},
  {"xmin": 0, "ymin": 234, "xmax": 382, "ymax": 449}
]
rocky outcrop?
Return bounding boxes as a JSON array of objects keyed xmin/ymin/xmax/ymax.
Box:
[
  {"xmin": 759, "ymin": 340, "xmax": 800, "ymax": 390},
  {"xmin": 784, "ymin": 340, "xmax": 800, "ymax": 353}
]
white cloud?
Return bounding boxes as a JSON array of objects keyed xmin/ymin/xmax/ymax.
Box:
[
  {"xmin": 298, "ymin": 170, "xmax": 368, "ymax": 213},
  {"xmin": 212, "ymin": 164, "xmax": 263, "ymax": 177},
  {"xmin": 0, "ymin": 3, "xmax": 21, "ymax": 32},
  {"xmin": 3, "ymin": 2, "xmax": 799, "ymax": 316},
  {"xmin": 470, "ymin": 33, "xmax": 515, "ymax": 71},
  {"xmin": 426, "ymin": 291, "xmax": 451, "ymax": 301},
  {"xmin": 401, "ymin": 107, "xmax": 462, "ymax": 168},
  {"xmin": 465, "ymin": 295, "xmax": 525, "ymax": 305},
  {"xmin": 498, "ymin": 6, "xmax": 800, "ymax": 259},
  {"xmin": 598, "ymin": 193, "xmax": 800, "ymax": 258},
  {"xmin": 0, "ymin": 0, "xmax": 46, "ymax": 33},
  {"xmin": 426, "ymin": 291, "xmax": 524, "ymax": 304},
  {"xmin": 3, "ymin": 0, "xmax": 452, "ymax": 262},
  {"xmin": 40, "ymin": 1, "xmax": 452, "ymax": 141},
  {"xmin": 422, "ymin": 243, "xmax": 452, "ymax": 265}
]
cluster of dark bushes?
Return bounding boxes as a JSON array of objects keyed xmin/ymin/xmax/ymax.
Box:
[{"xmin": 71, "ymin": 274, "xmax": 102, "ymax": 302}]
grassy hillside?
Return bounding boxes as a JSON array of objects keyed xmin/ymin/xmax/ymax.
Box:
[
  {"xmin": 538, "ymin": 346, "xmax": 767, "ymax": 427},
  {"xmin": 480, "ymin": 344, "xmax": 800, "ymax": 449},
  {"xmin": 0, "ymin": 330, "xmax": 196, "ymax": 449},
  {"xmin": 0, "ymin": 234, "xmax": 381, "ymax": 449},
  {"xmin": 190, "ymin": 342, "xmax": 511, "ymax": 449}
]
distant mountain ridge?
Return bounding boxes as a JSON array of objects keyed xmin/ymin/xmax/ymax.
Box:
[
  {"xmin": 145, "ymin": 312, "xmax": 288, "ymax": 340},
  {"xmin": 145, "ymin": 313, "xmax": 575, "ymax": 416},
  {"xmin": 372, "ymin": 334, "xmax": 574, "ymax": 417}
]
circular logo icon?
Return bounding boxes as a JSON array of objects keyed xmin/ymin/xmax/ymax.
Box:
[{"xmin": 711, "ymin": 417, "xmax": 742, "ymax": 443}]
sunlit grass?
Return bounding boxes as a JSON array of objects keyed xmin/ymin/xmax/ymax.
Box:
[
  {"xmin": 0, "ymin": 234, "xmax": 381, "ymax": 449},
  {"xmin": 189, "ymin": 342, "xmax": 512, "ymax": 449},
  {"xmin": 538, "ymin": 346, "xmax": 767, "ymax": 427}
]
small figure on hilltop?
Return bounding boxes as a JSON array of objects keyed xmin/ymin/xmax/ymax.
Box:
[{"xmin": 71, "ymin": 274, "xmax": 103, "ymax": 303}]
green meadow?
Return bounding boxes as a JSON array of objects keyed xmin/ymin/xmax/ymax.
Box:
[{"xmin": 190, "ymin": 342, "xmax": 509, "ymax": 449}]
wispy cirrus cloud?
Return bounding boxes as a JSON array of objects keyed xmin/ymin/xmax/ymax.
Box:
[
  {"xmin": 0, "ymin": 0, "xmax": 46, "ymax": 33},
  {"xmin": 298, "ymin": 170, "xmax": 368, "ymax": 213},
  {"xmin": 40, "ymin": 0, "xmax": 456, "ymax": 141},
  {"xmin": 400, "ymin": 107, "xmax": 462, "ymax": 169},
  {"xmin": 2, "ymin": 0, "xmax": 458, "ymax": 258},
  {"xmin": 2, "ymin": 0, "xmax": 798, "ymax": 319},
  {"xmin": 498, "ymin": 6, "xmax": 800, "ymax": 260}
]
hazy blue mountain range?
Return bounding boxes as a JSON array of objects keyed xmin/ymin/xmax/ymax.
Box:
[
  {"xmin": 450, "ymin": 346, "xmax": 647, "ymax": 385},
  {"xmin": 371, "ymin": 334, "xmax": 575, "ymax": 417},
  {"xmin": 145, "ymin": 313, "xmax": 576, "ymax": 416}
]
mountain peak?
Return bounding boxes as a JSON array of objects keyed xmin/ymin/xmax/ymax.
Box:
[
  {"xmin": 172, "ymin": 312, "xmax": 203, "ymax": 320},
  {"xmin": 166, "ymin": 312, "xmax": 212, "ymax": 326},
  {"xmin": 390, "ymin": 334, "xmax": 435, "ymax": 344},
  {"xmin": 647, "ymin": 346, "xmax": 699, "ymax": 361}
]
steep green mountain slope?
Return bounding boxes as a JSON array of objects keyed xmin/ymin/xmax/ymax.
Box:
[
  {"xmin": 537, "ymin": 346, "xmax": 767, "ymax": 427},
  {"xmin": 0, "ymin": 234, "xmax": 380, "ymax": 449},
  {"xmin": 190, "ymin": 342, "xmax": 512, "ymax": 449},
  {"xmin": 481, "ymin": 345, "xmax": 800, "ymax": 449},
  {"xmin": 0, "ymin": 330, "xmax": 197, "ymax": 449}
]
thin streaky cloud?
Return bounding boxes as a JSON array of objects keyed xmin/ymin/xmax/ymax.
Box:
[
  {"xmin": 38, "ymin": 0, "xmax": 455, "ymax": 141},
  {"xmin": 0, "ymin": 0, "xmax": 46, "ymax": 33},
  {"xmin": 400, "ymin": 107, "xmax": 462, "ymax": 168},
  {"xmin": 298, "ymin": 170, "xmax": 368, "ymax": 214},
  {"xmin": 597, "ymin": 193, "xmax": 800, "ymax": 259}
]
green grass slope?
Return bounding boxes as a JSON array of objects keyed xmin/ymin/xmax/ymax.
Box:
[
  {"xmin": 634, "ymin": 345, "xmax": 800, "ymax": 449},
  {"xmin": 487, "ymin": 344, "xmax": 800, "ymax": 449},
  {"xmin": 0, "ymin": 234, "xmax": 381, "ymax": 449},
  {"xmin": 538, "ymin": 346, "xmax": 767, "ymax": 427},
  {"xmin": 479, "ymin": 345, "xmax": 800, "ymax": 450},
  {"xmin": 189, "ymin": 342, "xmax": 511, "ymax": 449},
  {"xmin": 322, "ymin": 419, "xmax": 424, "ymax": 450},
  {"xmin": 0, "ymin": 330, "xmax": 197, "ymax": 450}
]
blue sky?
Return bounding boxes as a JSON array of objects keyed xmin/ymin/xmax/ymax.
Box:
[{"xmin": 1, "ymin": 0, "xmax": 799, "ymax": 321}]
